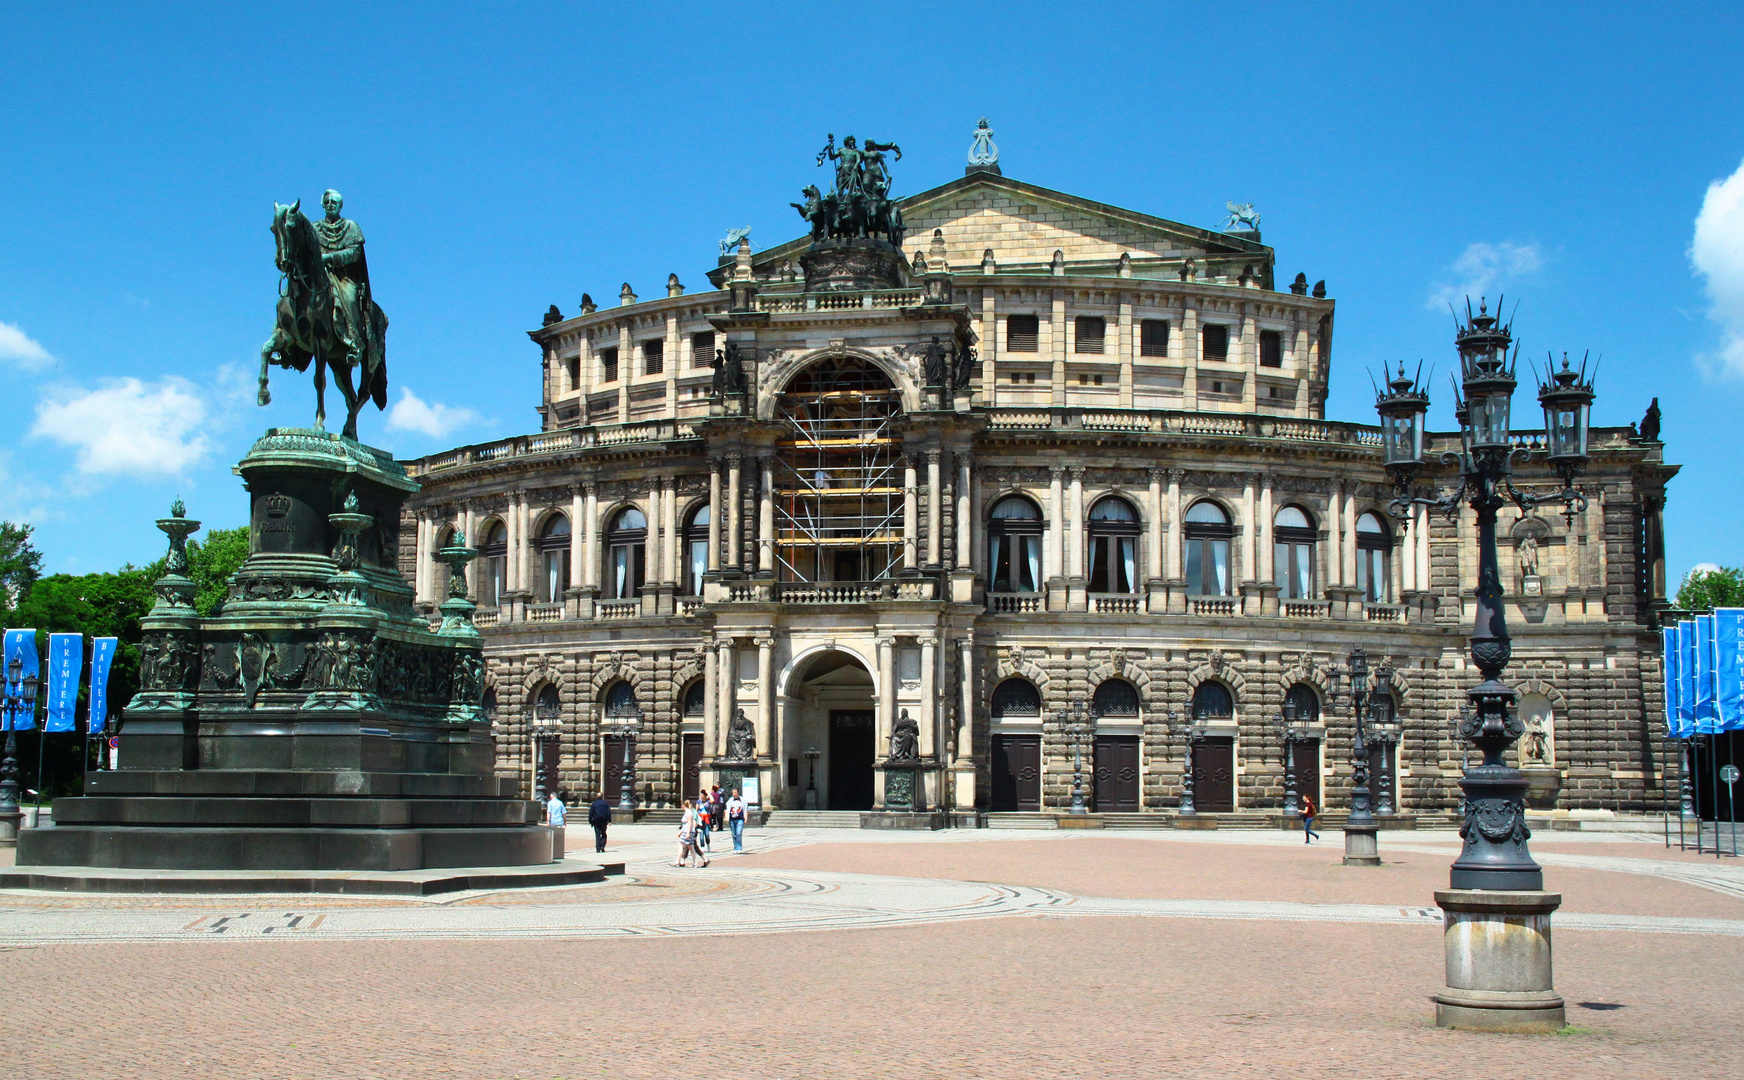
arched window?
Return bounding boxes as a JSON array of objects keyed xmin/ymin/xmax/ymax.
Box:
[
  {"xmin": 1184, "ymin": 501, "xmax": 1233, "ymax": 596},
  {"xmin": 1273, "ymin": 505, "xmax": 1317, "ymax": 600},
  {"xmin": 1356, "ymin": 512, "xmax": 1391, "ymax": 603},
  {"xmin": 535, "ymin": 684, "xmax": 560, "ymax": 724},
  {"xmin": 537, "ymin": 515, "xmax": 571, "ymax": 603},
  {"xmin": 605, "ymin": 507, "xmax": 647, "ymax": 600},
  {"xmin": 682, "ymin": 679, "xmax": 707, "ymax": 717},
  {"xmin": 1192, "ymin": 681, "xmax": 1234, "ymax": 720},
  {"xmin": 988, "ymin": 496, "xmax": 1043, "ymax": 593},
  {"xmin": 604, "ymin": 680, "xmax": 640, "ymax": 718},
  {"xmin": 1091, "ymin": 678, "xmax": 1140, "ymax": 718},
  {"xmin": 481, "ymin": 521, "xmax": 508, "ymax": 608},
  {"xmin": 1087, "ymin": 496, "xmax": 1140, "ymax": 594},
  {"xmin": 991, "ymin": 678, "xmax": 1041, "ymax": 717},
  {"xmin": 683, "ymin": 503, "xmax": 710, "ymax": 597},
  {"xmin": 1284, "ymin": 683, "xmax": 1320, "ymax": 722}
]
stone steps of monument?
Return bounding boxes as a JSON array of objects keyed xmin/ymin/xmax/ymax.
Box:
[
  {"xmin": 53, "ymin": 795, "xmax": 538, "ymax": 829},
  {"xmin": 763, "ymin": 810, "xmax": 866, "ymax": 829}
]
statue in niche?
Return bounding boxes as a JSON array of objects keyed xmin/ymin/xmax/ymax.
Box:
[
  {"xmin": 1522, "ymin": 717, "xmax": 1550, "ymax": 765},
  {"xmin": 726, "ymin": 707, "xmax": 756, "ymax": 761},
  {"xmin": 713, "ymin": 343, "xmax": 748, "ymax": 398},
  {"xmin": 889, "ymin": 709, "xmax": 920, "ymax": 761},
  {"xmin": 922, "ymin": 335, "xmax": 948, "ymax": 388},
  {"xmin": 1518, "ymin": 533, "xmax": 1540, "ymax": 581}
]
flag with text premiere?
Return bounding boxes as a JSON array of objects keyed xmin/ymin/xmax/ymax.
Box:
[{"xmin": 45, "ymin": 632, "xmax": 84, "ymax": 732}]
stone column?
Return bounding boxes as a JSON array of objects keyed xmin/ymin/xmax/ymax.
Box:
[
  {"xmin": 756, "ymin": 636, "xmax": 775, "ymax": 760},
  {"xmin": 583, "ymin": 483, "xmax": 599, "ymax": 590},
  {"xmin": 505, "ymin": 492, "xmax": 522, "ymax": 593},
  {"xmin": 1259, "ymin": 476, "xmax": 1275, "ymax": 583},
  {"xmin": 664, "ymin": 311, "xmax": 680, "ymax": 420},
  {"xmin": 1181, "ymin": 301, "xmax": 1199, "ymax": 411},
  {"xmin": 568, "ymin": 485, "xmax": 583, "ymax": 610},
  {"xmin": 956, "ymin": 455, "xmax": 973, "ymax": 568},
  {"xmin": 1402, "ymin": 502, "xmax": 1418, "ymax": 592},
  {"xmin": 758, "ymin": 456, "xmax": 775, "ymax": 573},
  {"xmin": 1068, "ymin": 467, "xmax": 1085, "ymax": 580},
  {"xmin": 707, "ymin": 461, "xmax": 722, "ymax": 572},
  {"xmin": 412, "ymin": 512, "xmax": 429, "ymax": 604},
  {"xmin": 1241, "ymin": 474, "xmax": 1257, "ymax": 584},
  {"xmin": 903, "ymin": 455, "xmax": 918, "ymax": 569},
  {"xmin": 1166, "ymin": 470, "xmax": 1183, "ymax": 579},
  {"xmin": 704, "ymin": 637, "xmax": 719, "ymax": 759},
  {"xmin": 954, "ymin": 633, "xmax": 976, "ymax": 811},
  {"xmin": 647, "ymin": 481, "xmax": 663, "ymax": 584},
  {"xmin": 1051, "ymin": 289, "xmax": 1067, "ymax": 407},
  {"xmin": 1117, "ymin": 292, "xmax": 1134, "ymax": 408},
  {"xmin": 726, "ymin": 454, "xmax": 742, "ymax": 569},
  {"xmin": 1327, "ymin": 481, "xmax": 1343, "ymax": 586},
  {"xmin": 1048, "ymin": 467, "xmax": 1065, "ymax": 597},
  {"xmin": 981, "ymin": 291, "xmax": 998, "ymax": 403},
  {"xmin": 1416, "ymin": 503, "xmax": 1431, "ymax": 593},
  {"xmin": 1343, "ymin": 485, "xmax": 1358, "ymax": 586},
  {"xmin": 876, "ymin": 636, "xmax": 896, "ymax": 749},
  {"xmin": 926, "ymin": 450, "xmax": 942, "ymax": 566},
  {"xmin": 1147, "ymin": 469, "xmax": 1164, "ymax": 582},
  {"xmin": 617, "ymin": 323, "xmax": 631, "ymax": 422},
  {"xmin": 918, "ymin": 636, "xmax": 937, "ymax": 759},
  {"xmin": 664, "ymin": 476, "xmax": 679, "ymax": 585},
  {"xmin": 717, "ymin": 638, "xmax": 737, "ymax": 754},
  {"xmin": 462, "ymin": 505, "xmax": 478, "ymax": 596}
]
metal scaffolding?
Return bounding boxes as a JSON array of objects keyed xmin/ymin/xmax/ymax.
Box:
[{"xmin": 774, "ymin": 358, "xmax": 903, "ymax": 583}]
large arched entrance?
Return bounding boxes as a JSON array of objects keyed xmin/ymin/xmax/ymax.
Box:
[{"xmin": 784, "ymin": 649, "xmax": 877, "ymax": 810}]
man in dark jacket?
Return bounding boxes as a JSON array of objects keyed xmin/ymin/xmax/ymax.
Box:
[{"xmin": 588, "ymin": 792, "xmax": 613, "ymax": 853}]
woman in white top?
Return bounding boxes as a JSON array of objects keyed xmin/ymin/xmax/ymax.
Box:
[{"xmin": 673, "ymin": 799, "xmax": 708, "ymax": 867}]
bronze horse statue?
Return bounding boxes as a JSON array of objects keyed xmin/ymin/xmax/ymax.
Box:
[{"xmin": 259, "ymin": 199, "xmax": 388, "ymax": 440}]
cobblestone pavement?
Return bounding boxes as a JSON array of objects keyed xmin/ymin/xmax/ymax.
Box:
[{"xmin": 5, "ymin": 827, "xmax": 1742, "ymax": 1078}]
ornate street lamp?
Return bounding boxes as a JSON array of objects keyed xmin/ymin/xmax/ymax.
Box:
[
  {"xmin": 1275, "ymin": 698, "xmax": 1314, "ymax": 817},
  {"xmin": 1368, "ymin": 674, "xmax": 1403, "ymax": 818},
  {"xmin": 2, "ymin": 656, "xmax": 40, "ymax": 821},
  {"xmin": 803, "ymin": 747, "xmax": 820, "ymax": 809},
  {"xmin": 529, "ymin": 694, "xmax": 561, "ymax": 803},
  {"xmin": 1328, "ymin": 647, "xmax": 1384, "ymax": 865},
  {"xmin": 1061, "ymin": 704, "xmax": 1093, "ymax": 815},
  {"xmin": 1173, "ymin": 708, "xmax": 1206, "ymax": 815},
  {"xmin": 1378, "ymin": 298, "xmax": 1589, "ymax": 1032}
]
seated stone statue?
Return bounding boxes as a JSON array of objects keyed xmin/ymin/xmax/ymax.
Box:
[{"xmin": 889, "ymin": 709, "xmax": 919, "ymax": 761}]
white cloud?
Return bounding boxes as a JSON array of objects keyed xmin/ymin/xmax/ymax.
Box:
[
  {"xmin": 0, "ymin": 322, "xmax": 54, "ymax": 371},
  {"xmin": 387, "ymin": 387, "xmax": 478, "ymax": 438},
  {"xmin": 30, "ymin": 377, "xmax": 211, "ymax": 475},
  {"xmin": 1427, "ymin": 242, "xmax": 1543, "ymax": 310},
  {"xmin": 1692, "ymin": 157, "xmax": 1744, "ymax": 379}
]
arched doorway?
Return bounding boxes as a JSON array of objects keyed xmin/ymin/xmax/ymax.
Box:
[{"xmin": 785, "ymin": 649, "xmax": 877, "ymax": 810}]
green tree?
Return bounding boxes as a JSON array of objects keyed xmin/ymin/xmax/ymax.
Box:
[
  {"xmin": 186, "ymin": 527, "xmax": 249, "ymax": 615},
  {"xmin": 1674, "ymin": 566, "xmax": 1744, "ymax": 611},
  {"xmin": 0, "ymin": 520, "xmax": 44, "ymax": 605}
]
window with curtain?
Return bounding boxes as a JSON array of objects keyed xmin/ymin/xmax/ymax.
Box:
[
  {"xmin": 988, "ymin": 496, "xmax": 1043, "ymax": 593},
  {"xmin": 683, "ymin": 502, "xmax": 710, "ymax": 596},
  {"xmin": 1356, "ymin": 512, "xmax": 1391, "ymax": 602},
  {"xmin": 605, "ymin": 507, "xmax": 647, "ymax": 600},
  {"xmin": 604, "ymin": 680, "xmax": 640, "ymax": 718},
  {"xmin": 990, "ymin": 678, "xmax": 1041, "ymax": 718},
  {"xmin": 1183, "ymin": 501, "xmax": 1233, "ymax": 596},
  {"xmin": 480, "ymin": 521, "xmax": 508, "ymax": 608},
  {"xmin": 537, "ymin": 515, "xmax": 571, "ymax": 603},
  {"xmin": 1273, "ymin": 505, "xmax": 1317, "ymax": 600},
  {"xmin": 1087, "ymin": 496, "xmax": 1140, "ymax": 594}
]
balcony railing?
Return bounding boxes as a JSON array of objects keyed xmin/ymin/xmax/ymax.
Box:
[
  {"xmin": 406, "ymin": 418, "xmax": 701, "ymax": 476},
  {"xmin": 1282, "ymin": 600, "xmax": 1332, "ymax": 619},
  {"xmin": 775, "ymin": 581, "xmax": 885, "ymax": 604},
  {"xmin": 527, "ymin": 603, "xmax": 564, "ymax": 623},
  {"xmin": 989, "ymin": 592, "xmax": 1043, "ymax": 613},
  {"xmin": 473, "ymin": 608, "xmax": 501, "ymax": 627},
  {"xmin": 1190, "ymin": 597, "xmax": 1238, "ymax": 616},
  {"xmin": 981, "ymin": 407, "xmax": 1387, "ymax": 446},
  {"xmin": 1364, "ymin": 603, "xmax": 1405, "ymax": 622},
  {"xmin": 597, "ymin": 600, "xmax": 640, "ymax": 619},
  {"xmin": 1092, "ymin": 593, "xmax": 1142, "ymax": 614}
]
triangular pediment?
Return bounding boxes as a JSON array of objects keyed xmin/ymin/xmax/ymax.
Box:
[{"xmin": 718, "ymin": 172, "xmax": 1268, "ymax": 285}]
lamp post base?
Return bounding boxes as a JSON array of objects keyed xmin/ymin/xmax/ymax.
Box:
[
  {"xmin": 1342, "ymin": 826, "xmax": 1380, "ymax": 866},
  {"xmin": 1434, "ymin": 889, "xmax": 1565, "ymax": 1034},
  {"xmin": 0, "ymin": 810, "xmax": 20, "ymax": 847}
]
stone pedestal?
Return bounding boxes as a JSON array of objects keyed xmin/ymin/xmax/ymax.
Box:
[
  {"xmin": 1522, "ymin": 766, "xmax": 1562, "ymax": 810},
  {"xmin": 17, "ymin": 429, "xmax": 548, "ymax": 877},
  {"xmin": 1342, "ymin": 826, "xmax": 1380, "ymax": 866},
  {"xmin": 1434, "ymin": 890, "xmax": 1566, "ymax": 1033},
  {"xmin": 0, "ymin": 810, "xmax": 19, "ymax": 847}
]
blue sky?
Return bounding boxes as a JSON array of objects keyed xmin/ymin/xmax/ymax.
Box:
[{"xmin": 3, "ymin": 3, "xmax": 1743, "ymax": 587}]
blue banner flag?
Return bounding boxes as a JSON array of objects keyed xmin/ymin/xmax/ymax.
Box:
[
  {"xmin": 1716, "ymin": 610, "xmax": 1744, "ymax": 733},
  {"xmin": 45, "ymin": 633, "xmax": 83, "ymax": 733},
  {"xmin": 1674, "ymin": 621, "xmax": 1688, "ymax": 739},
  {"xmin": 1663, "ymin": 625, "xmax": 1681, "ymax": 738},
  {"xmin": 88, "ymin": 637, "xmax": 118, "ymax": 735},
  {"xmin": 3, "ymin": 629, "xmax": 40, "ymax": 731},
  {"xmin": 1696, "ymin": 614, "xmax": 1720, "ymax": 734}
]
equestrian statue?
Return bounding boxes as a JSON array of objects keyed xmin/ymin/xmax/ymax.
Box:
[{"xmin": 258, "ymin": 189, "xmax": 389, "ymax": 441}]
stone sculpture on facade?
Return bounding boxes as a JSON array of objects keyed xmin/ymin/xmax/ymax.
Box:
[
  {"xmin": 258, "ymin": 189, "xmax": 390, "ymax": 440},
  {"xmin": 797, "ymin": 133, "xmax": 907, "ymax": 247},
  {"xmin": 725, "ymin": 707, "xmax": 757, "ymax": 762},
  {"xmin": 1223, "ymin": 201, "xmax": 1261, "ymax": 231},
  {"xmin": 718, "ymin": 226, "xmax": 752, "ymax": 256}
]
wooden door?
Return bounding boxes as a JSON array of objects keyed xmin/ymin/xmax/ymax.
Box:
[
  {"xmin": 604, "ymin": 736, "xmax": 629, "ymax": 804},
  {"xmin": 681, "ymin": 734, "xmax": 703, "ymax": 802},
  {"xmin": 829, "ymin": 710, "xmax": 876, "ymax": 810},
  {"xmin": 1192, "ymin": 738, "xmax": 1236, "ymax": 812},
  {"xmin": 992, "ymin": 735, "xmax": 1042, "ymax": 811},
  {"xmin": 1094, "ymin": 735, "xmax": 1141, "ymax": 812},
  {"xmin": 1291, "ymin": 739, "xmax": 1321, "ymax": 807}
]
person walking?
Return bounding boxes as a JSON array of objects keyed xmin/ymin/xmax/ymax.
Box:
[
  {"xmin": 695, "ymin": 794, "xmax": 712, "ymax": 855},
  {"xmin": 1301, "ymin": 792, "xmax": 1320, "ymax": 844},
  {"xmin": 588, "ymin": 791, "xmax": 613, "ymax": 853},
  {"xmin": 710, "ymin": 784, "xmax": 725, "ymax": 830},
  {"xmin": 674, "ymin": 799, "xmax": 708, "ymax": 867},
  {"xmin": 726, "ymin": 787, "xmax": 747, "ymax": 853}
]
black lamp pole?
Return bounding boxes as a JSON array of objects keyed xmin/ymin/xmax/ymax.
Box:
[
  {"xmin": 1341, "ymin": 647, "xmax": 1379, "ymax": 831},
  {"xmin": 1, "ymin": 657, "xmax": 30, "ymax": 817},
  {"xmin": 1376, "ymin": 299, "xmax": 1594, "ymax": 890}
]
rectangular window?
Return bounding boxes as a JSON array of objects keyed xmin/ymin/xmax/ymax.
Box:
[
  {"xmin": 1007, "ymin": 314, "xmax": 1039, "ymax": 353},
  {"xmin": 1259, "ymin": 330, "xmax": 1283, "ymax": 368},
  {"xmin": 643, "ymin": 339, "xmax": 664, "ymax": 376},
  {"xmin": 1073, "ymin": 316, "xmax": 1105, "ymax": 354},
  {"xmin": 1140, "ymin": 319, "xmax": 1170, "ymax": 357},
  {"xmin": 600, "ymin": 347, "xmax": 619, "ymax": 383},
  {"xmin": 692, "ymin": 331, "xmax": 715, "ymax": 368},
  {"xmin": 566, "ymin": 357, "xmax": 579, "ymax": 388},
  {"xmin": 1202, "ymin": 324, "xmax": 1229, "ymax": 361}
]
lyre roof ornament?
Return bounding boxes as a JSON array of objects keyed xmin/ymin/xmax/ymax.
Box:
[{"xmin": 967, "ymin": 117, "xmax": 1000, "ymax": 175}]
